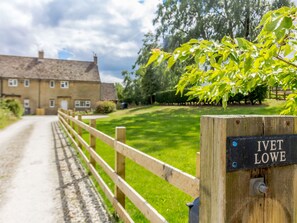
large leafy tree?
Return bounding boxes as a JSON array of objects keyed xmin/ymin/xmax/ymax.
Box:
[
  {"xmin": 153, "ymin": 0, "xmax": 293, "ymax": 51},
  {"xmin": 148, "ymin": 7, "xmax": 297, "ymax": 114},
  {"xmin": 134, "ymin": 32, "xmax": 162, "ymax": 104},
  {"xmin": 124, "ymin": 32, "xmax": 179, "ymax": 104},
  {"xmin": 124, "ymin": 0, "xmax": 293, "ymax": 105},
  {"xmin": 121, "ymin": 70, "xmax": 143, "ymax": 104}
]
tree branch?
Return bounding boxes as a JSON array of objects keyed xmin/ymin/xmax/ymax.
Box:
[{"xmin": 276, "ymin": 55, "xmax": 297, "ymax": 69}]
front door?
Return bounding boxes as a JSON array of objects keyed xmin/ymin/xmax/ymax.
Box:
[
  {"xmin": 23, "ymin": 99, "xmax": 30, "ymax": 115},
  {"xmin": 60, "ymin": 100, "xmax": 68, "ymax": 110}
]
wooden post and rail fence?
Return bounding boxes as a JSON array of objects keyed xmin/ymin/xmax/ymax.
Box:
[
  {"xmin": 268, "ymin": 86, "xmax": 292, "ymax": 100},
  {"xmin": 58, "ymin": 109, "xmax": 297, "ymax": 222},
  {"xmin": 58, "ymin": 109, "xmax": 200, "ymax": 223}
]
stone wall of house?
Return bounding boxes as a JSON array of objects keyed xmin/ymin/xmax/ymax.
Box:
[{"xmin": 1, "ymin": 78, "xmax": 100, "ymax": 115}]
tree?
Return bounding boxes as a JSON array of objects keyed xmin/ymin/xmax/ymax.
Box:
[
  {"xmin": 121, "ymin": 70, "xmax": 144, "ymax": 105},
  {"xmin": 153, "ymin": 0, "xmax": 293, "ymax": 51},
  {"xmin": 127, "ymin": 32, "xmax": 179, "ymax": 104},
  {"xmin": 134, "ymin": 32, "xmax": 162, "ymax": 104},
  {"xmin": 148, "ymin": 7, "xmax": 297, "ymax": 114},
  {"xmin": 115, "ymin": 83, "xmax": 124, "ymax": 102}
]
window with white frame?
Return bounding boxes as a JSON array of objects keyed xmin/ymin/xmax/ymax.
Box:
[
  {"xmin": 49, "ymin": 99, "xmax": 55, "ymax": 108},
  {"xmin": 74, "ymin": 100, "xmax": 91, "ymax": 108},
  {"xmin": 24, "ymin": 79, "xmax": 30, "ymax": 87},
  {"xmin": 24, "ymin": 99, "xmax": 30, "ymax": 108},
  {"xmin": 60, "ymin": 81, "xmax": 69, "ymax": 88},
  {"xmin": 49, "ymin": 80, "xmax": 55, "ymax": 88},
  {"xmin": 8, "ymin": 79, "xmax": 18, "ymax": 87}
]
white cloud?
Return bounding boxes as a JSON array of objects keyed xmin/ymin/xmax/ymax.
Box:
[
  {"xmin": 0, "ymin": 0, "xmax": 161, "ymax": 82},
  {"xmin": 101, "ymin": 73, "xmax": 124, "ymax": 84}
]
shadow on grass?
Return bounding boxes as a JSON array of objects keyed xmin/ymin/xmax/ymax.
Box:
[{"xmin": 93, "ymin": 104, "xmax": 283, "ymax": 174}]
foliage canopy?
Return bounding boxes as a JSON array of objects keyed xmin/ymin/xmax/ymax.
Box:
[
  {"xmin": 148, "ymin": 7, "xmax": 297, "ymax": 114},
  {"xmin": 121, "ymin": 0, "xmax": 292, "ymax": 105}
]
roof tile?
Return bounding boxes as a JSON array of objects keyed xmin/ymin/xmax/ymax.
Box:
[{"xmin": 0, "ymin": 54, "xmax": 100, "ymax": 82}]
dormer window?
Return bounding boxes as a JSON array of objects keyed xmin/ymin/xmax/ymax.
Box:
[
  {"xmin": 60, "ymin": 81, "xmax": 69, "ymax": 89},
  {"xmin": 8, "ymin": 79, "xmax": 18, "ymax": 87}
]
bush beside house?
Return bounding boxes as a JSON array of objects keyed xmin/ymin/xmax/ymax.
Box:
[
  {"xmin": 95, "ymin": 101, "xmax": 116, "ymax": 114},
  {"xmin": 0, "ymin": 99, "xmax": 23, "ymax": 129}
]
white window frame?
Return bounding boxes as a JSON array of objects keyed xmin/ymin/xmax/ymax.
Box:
[
  {"xmin": 24, "ymin": 99, "xmax": 30, "ymax": 108},
  {"xmin": 49, "ymin": 80, "xmax": 55, "ymax": 88},
  {"xmin": 49, "ymin": 99, "xmax": 55, "ymax": 108},
  {"xmin": 24, "ymin": 79, "xmax": 30, "ymax": 87},
  {"xmin": 8, "ymin": 79, "xmax": 18, "ymax": 87},
  {"xmin": 60, "ymin": 81, "xmax": 69, "ymax": 89},
  {"xmin": 74, "ymin": 100, "xmax": 91, "ymax": 108}
]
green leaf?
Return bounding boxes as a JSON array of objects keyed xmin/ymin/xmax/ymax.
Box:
[
  {"xmin": 281, "ymin": 16, "xmax": 292, "ymax": 29},
  {"xmin": 167, "ymin": 56, "xmax": 175, "ymax": 69},
  {"xmin": 146, "ymin": 51, "xmax": 161, "ymax": 67},
  {"xmin": 264, "ymin": 17, "xmax": 281, "ymax": 32},
  {"xmin": 188, "ymin": 39, "xmax": 199, "ymax": 44},
  {"xmin": 258, "ymin": 11, "xmax": 273, "ymax": 28},
  {"xmin": 275, "ymin": 28, "xmax": 286, "ymax": 41},
  {"xmin": 222, "ymin": 51, "xmax": 230, "ymax": 61},
  {"xmin": 230, "ymin": 52, "xmax": 239, "ymax": 63},
  {"xmin": 244, "ymin": 56, "xmax": 253, "ymax": 73},
  {"xmin": 236, "ymin": 38, "xmax": 252, "ymax": 50},
  {"xmin": 283, "ymin": 44, "xmax": 292, "ymax": 57}
]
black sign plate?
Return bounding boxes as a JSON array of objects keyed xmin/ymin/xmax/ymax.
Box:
[{"xmin": 226, "ymin": 135, "xmax": 297, "ymax": 172}]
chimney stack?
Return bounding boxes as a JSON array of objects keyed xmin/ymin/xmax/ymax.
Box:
[
  {"xmin": 93, "ymin": 53, "xmax": 98, "ymax": 65},
  {"xmin": 38, "ymin": 50, "xmax": 44, "ymax": 59}
]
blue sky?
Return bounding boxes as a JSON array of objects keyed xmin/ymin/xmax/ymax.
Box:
[
  {"xmin": 0, "ymin": 0, "xmax": 161, "ymax": 83},
  {"xmin": 0, "ymin": 0, "xmax": 296, "ymax": 83}
]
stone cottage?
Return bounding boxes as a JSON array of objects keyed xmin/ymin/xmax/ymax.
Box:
[{"xmin": 0, "ymin": 51, "xmax": 117, "ymax": 115}]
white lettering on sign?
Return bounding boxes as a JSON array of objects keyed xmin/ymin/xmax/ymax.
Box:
[{"xmin": 254, "ymin": 139, "xmax": 286, "ymax": 165}]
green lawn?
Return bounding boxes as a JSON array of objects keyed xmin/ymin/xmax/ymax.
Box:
[{"xmin": 83, "ymin": 100, "xmax": 285, "ymax": 222}]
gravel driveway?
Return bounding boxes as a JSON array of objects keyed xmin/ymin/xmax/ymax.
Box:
[{"xmin": 0, "ymin": 116, "xmax": 111, "ymax": 223}]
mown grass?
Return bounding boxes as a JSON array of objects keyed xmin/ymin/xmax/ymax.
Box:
[{"xmin": 82, "ymin": 100, "xmax": 285, "ymax": 222}]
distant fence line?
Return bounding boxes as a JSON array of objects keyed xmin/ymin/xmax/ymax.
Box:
[
  {"xmin": 58, "ymin": 109, "xmax": 200, "ymax": 223},
  {"xmin": 268, "ymin": 86, "xmax": 291, "ymax": 100}
]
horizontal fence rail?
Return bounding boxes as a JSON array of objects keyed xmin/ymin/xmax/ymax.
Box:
[
  {"xmin": 58, "ymin": 109, "xmax": 200, "ymax": 223},
  {"xmin": 268, "ymin": 86, "xmax": 292, "ymax": 100}
]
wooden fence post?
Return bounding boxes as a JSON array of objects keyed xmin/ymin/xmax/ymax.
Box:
[
  {"xmin": 199, "ymin": 115, "xmax": 297, "ymax": 223},
  {"xmin": 115, "ymin": 127, "xmax": 126, "ymax": 208},
  {"xmin": 71, "ymin": 111, "xmax": 75, "ymax": 139},
  {"xmin": 196, "ymin": 152, "xmax": 200, "ymax": 179},
  {"xmin": 77, "ymin": 114, "xmax": 82, "ymax": 148},
  {"xmin": 65, "ymin": 110, "xmax": 70, "ymax": 125},
  {"xmin": 89, "ymin": 119, "xmax": 97, "ymax": 171}
]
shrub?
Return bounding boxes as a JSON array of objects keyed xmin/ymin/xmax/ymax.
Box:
[
  {"xmin": 95, "ymin": 101, "xmax": 116, "ymax": 114},
  {"xmin": 155, "ymin": 90, "xmax": 192, "ymax": 104},
  {"xmin": 3, "ymin": 99, "xmax": 24, "ymax": 117},
  {"xmin": 247, "ymin": 85, "xmax": 268, "ymax": 105}
]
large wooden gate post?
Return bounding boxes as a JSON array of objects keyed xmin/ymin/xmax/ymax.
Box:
[{"xmin": 200, "ymin": 115, "xmax": 297, "ymax": 223}]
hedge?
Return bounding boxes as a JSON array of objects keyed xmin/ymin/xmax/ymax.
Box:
[{"xmin": 155, "ymin": 85, "xmax": 268, "ymax": 105}]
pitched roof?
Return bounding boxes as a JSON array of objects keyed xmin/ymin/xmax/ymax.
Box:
[
  {"xmin": 0, "ymin": 54, "xmax": 100, "ymax": 82},
  {"xmin": 100, "ymin": 83, "xmax": 118, "ymax": 101}
]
